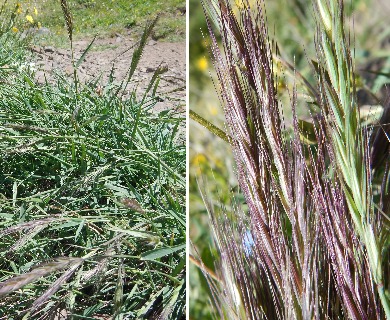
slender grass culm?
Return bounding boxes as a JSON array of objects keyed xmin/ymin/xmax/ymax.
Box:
[{"xmin": 191, "ymin": 0, "xmax": 390, "ymax": 318}]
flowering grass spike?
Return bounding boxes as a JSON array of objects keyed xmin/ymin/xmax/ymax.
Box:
[{"xmin": 193, "ymin": 0, "xmax": 390, "ymax": 318}]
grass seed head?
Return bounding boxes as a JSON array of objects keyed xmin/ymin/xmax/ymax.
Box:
[{"xmin": 60, "ymin": 0, "xmax": 73, "ymax": 42}]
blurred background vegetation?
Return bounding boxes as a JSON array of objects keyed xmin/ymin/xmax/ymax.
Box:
[{"xmin": 189, "ymin": 0, "xmax": 390, "ymax": 318}]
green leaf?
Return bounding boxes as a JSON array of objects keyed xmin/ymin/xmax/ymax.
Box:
[
  {"xmin": 108, "ymin": 225, "xmax": 159, "ymax": 240},
  {"xmin": 74, "ymin": 219, "xmax": 85, "ymax": 241},
  {"xmin": 189, "ymin": 110, "xmax": 231, "ymax": 143},
  {"xmin": 76, "ymin": 36, "xmax": 97, "ymax": 68},
  {"xmin": 141, "ymin": 243, "xmax": 185, "ymax": 261}
]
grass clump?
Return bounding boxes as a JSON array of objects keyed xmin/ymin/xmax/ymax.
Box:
[
  {"xmin": 0, "ymin": 4, "xmax": 185, "ymax": 319},
  {"xmin": 191, "ymin": 0, "xmax": 389, "ymax": 318}
]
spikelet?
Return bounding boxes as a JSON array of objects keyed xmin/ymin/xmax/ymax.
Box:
[
  {"xmin": 121, "ymin": 198, "xmax": 145, "ymax": 213},
  {"xmin": 60, "ymin": 0, "xmax": 73, "ymax": 42},
  {"xmin": 0, "ymin": 257, "xmax": 83, "ymax": 297}
]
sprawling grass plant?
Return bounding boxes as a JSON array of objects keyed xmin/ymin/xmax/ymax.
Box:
[{"xmin": 0, "ymin": 3, "xmax": 185, "ymax": 319}]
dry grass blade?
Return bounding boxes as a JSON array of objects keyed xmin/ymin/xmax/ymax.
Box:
[
  {"xmin": 8, "ymin": 225, "xmax": 47, "ymax": 252},
  {"xmin": 29, "ymin": 260, "xmax": 83, "ymax": 313},
  {"xmin": 121, "ymin": 198, "xmax": 145, "ymax": 214},
  {"xmin": 0, "ymin": 257, "xmax": 83, "ymax": 297},
  {"xmin": 0, "ymin": 215, "xmax": 64, "ymax": 236}
]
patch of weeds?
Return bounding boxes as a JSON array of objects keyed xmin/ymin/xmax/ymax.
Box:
[
  {"xmin": 5, "ymin": 0, "xmax": 186, "ymax": 43},
  {"xmin": 90, "ymin": 43, "xmax": 119, "ymax": 52}
]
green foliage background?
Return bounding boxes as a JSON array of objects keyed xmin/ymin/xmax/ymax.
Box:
[{"xmin": 5, "ymin": 0, "xmax": 186, "ymax": 44}]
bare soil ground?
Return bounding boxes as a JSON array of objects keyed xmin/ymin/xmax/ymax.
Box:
[{"xmin": 30, "ymin": 34, "xmax": 186, "ymax": 113}]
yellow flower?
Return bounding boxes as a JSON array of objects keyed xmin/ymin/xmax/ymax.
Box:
[
  {"xmin": 37, "ymin": 22, "xmax": 42, "ymax": 29},
  {"xmin": 34, "ymin": 7, "xmax": 38, "ymax": 16},
  {"xmin": 26, "ymin": 15, "xmax": 34, "ymax": 23},
  {"xmin": 193, "ymin": 153, "xmax": 208, "ymax": 175},
  {"xmin": 16, "ymin": 3, "xmax": 22, "ymax": 14},
  {"xmin": 209, "ymin": 105, "xmax": 218, "ymax": 116},
  {"xmin": 12, "ymin": 26, "xmax": 19, "ymax": 33},
  {"xmin": 196, "ymin": 57, "xmax": 208, "ymax": 72},
  {"xmin": 193, "ymin": 153, "xmax": 207, "ymax": 165},
  {"xmin": 235, "ymin": 0, "xmax": 244, "ymax": 9}
]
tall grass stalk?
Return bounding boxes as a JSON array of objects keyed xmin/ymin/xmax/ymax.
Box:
[
  {"xmin": 192, "ymin": 0, "xmax": 390, "ymax": 318},
  {"xmin": 59, "ymin": 0, "xmax": 78, "ymax": 92}
]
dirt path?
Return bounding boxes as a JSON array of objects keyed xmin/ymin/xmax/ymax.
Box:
[{"xmin": 30, "ymin": 35, "xmax": 186, "ymax": 113}]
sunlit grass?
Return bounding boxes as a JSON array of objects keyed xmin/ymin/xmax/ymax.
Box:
[{"xmin": 7, "ymin": 0, "xmax": 186, "ymax": 43}]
